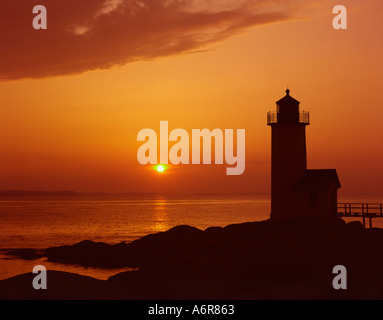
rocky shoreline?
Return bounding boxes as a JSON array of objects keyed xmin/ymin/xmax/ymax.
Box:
[{"xmin": 1, "ymin": 218, "xmax": 383, "ymax": 299}]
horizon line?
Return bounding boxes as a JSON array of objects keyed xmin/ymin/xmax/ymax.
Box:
[{"xmin": 0, "ymin": 190, "xmax": 381, "ymax": 198}]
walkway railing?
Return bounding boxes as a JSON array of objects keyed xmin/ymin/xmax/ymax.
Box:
[{"xmin": 338, "ymin": 203, "xmax": 383, "ymax": 228}]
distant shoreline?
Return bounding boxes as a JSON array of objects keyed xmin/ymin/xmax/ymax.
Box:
[{"xmin": 0, "ymin": 190, "xmax": 80, "ymax": 196}]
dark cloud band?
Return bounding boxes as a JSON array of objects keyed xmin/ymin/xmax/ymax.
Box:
[{"xmin": 0, "ymin": 0, "xmax": 290, "ymax": 80}]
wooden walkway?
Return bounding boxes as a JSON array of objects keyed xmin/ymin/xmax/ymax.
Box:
[{"xmin": 338, "ymin": 203, "xmax": 383, "ymax": 228}]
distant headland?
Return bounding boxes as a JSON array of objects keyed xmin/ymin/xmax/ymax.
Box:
[{"xmin": 0, "ymin": 190, "xmax": 80, "ymax": 196}]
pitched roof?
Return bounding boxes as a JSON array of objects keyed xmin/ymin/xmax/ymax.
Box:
[
  {"xmin": 276, "ymin": 89, "xmax": 300, "ymax": 105},
  {"xmin": 291, "ymin": 169, "xmax": 341, "ymax": 191}
]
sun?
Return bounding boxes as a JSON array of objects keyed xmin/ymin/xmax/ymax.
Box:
[{"xmin": 156, "ymin": 165, "xmax": 165, "ymax": 173}]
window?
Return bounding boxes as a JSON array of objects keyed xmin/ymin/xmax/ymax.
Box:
[{"xmin": 309, "ymin": 192, "xmax": 318, "ymax": 207}]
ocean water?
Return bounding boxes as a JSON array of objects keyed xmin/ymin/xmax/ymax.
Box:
[
  {"xmin": 0, "ymin": 194, "xmax": 270, "ymax": 280},
  {"xmin": 0, "ymin": 194, "xmax": 381, "ymax": 280}
]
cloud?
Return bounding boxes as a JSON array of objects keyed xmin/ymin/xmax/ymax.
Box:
[{"xmin": 0, "ymin": 0, "xmax": 294, "ymax": 80}]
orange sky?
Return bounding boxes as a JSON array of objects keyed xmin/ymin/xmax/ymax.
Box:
[{"xmin": 0, "ymin": 0, "xmax": 382, "ymax": 195}]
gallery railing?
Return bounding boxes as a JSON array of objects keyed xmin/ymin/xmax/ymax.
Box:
[{"xmin": 267, "ymin": 111, "xmax": 310, "ymax": 125}]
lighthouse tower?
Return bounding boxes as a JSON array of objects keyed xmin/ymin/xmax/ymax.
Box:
[
  {"xmin": 267, "ymin": 89, "xmax": 310, "ymax": 220},
  {"xmin": 267, "ymin": 89, "xmax": 341, "ymax": 221}
]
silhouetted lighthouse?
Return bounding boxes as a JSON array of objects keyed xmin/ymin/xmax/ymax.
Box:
[{"xmin": 268, "ymin": 89, "xmax": 341, "ymax": 221}]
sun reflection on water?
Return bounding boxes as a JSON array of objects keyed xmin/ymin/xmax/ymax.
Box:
[{"xmin": 151, "ymin": 199, "xmax": 170, "ymax": 233}]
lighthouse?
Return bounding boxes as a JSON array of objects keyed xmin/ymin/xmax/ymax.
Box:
[{"xmin": 267, "ymin": 89, "xmax": 341, "ymax": 221}]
